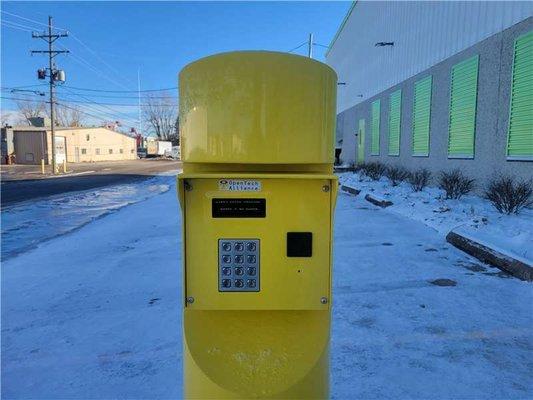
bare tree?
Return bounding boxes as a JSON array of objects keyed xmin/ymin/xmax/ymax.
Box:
[
  {"xmin": 42, "ymin": 103, "xmax": 85, "ymax": 127},
  {"xmin": 142, "ymin": 92, "xmax": 178, "ymax": 144},
  {"xmin": 15, "ymin": 97, "xmax": 46, "ymax": 125},
  {"xmin": 1, "ymin": 111, "xmax": 12, "ymax": 126},
  {"xmin": 55, "ymin": 105, "xmax": 84, "ymax": 127}
]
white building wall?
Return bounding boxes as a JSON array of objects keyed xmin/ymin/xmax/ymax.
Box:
[{"xmin": 327, "ymin": 1, "xmax": 533, "ymax": 113}]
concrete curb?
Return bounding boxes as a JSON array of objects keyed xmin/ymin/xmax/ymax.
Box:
[
  {"xmin": 334, "ymin": 166, "xmax": 355, "ymax": 173},
  {"xmin": 446, "ymin": 231, "xmax": 533, "ymax": 282},
  {"xmin": 340, "ymin": 185, "xmax": 361, "ymax": 196},
  {"xmin": 364, "ymin": 193, "xmax": 393, "ymax": 208}
]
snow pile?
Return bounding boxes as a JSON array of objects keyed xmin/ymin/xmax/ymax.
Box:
[
  {"xmin": 339, "ymin": 172, "xmax": 533, "ymax": 265},
  {"xmin": 1, "ymin": 176, "xmax": 171, "ymax": 261}
]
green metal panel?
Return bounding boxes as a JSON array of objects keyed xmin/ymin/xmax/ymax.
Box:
[
  {"xmin": 448, "ymin": 55, "xmax": 479, "ymax": 158},
  {"xmin": 412, "ymin": 75, "xmax": 432, "ymax": 156},
  {"xmin": 388, "ymin": 89, "xmax": 402, "ymax": 156},
  {"xmin": 507, "ymin": 31, "xmax": 533, "ymax": 160},
  {"xmin": 371, "ymin": 100, "xmax": 380, "ymax": 155}
]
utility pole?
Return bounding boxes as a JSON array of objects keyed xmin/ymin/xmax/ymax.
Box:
[
  {"xmin": 138, "ymin": 68, "xmax": 142, "ymax": 136},
  {"xmin": 32, "ymin": 16, "xmax": 68, "ymax": 174},
  {"xmin": 308, "ymin": 33, "xmax": 314, "ymax": 59}
]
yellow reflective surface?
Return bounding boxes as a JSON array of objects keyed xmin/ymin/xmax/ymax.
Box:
[
  {"xmin": 178, "ymin": 51, "xmax": 337, "ymax": 399},
  {"xmin": 179, "ymin": 51, "xmax": 337, "ymax": 165}
]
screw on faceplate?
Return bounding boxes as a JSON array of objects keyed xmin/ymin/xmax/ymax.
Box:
[
  {"xmin": 322, "ymin": 185, "xmax": 330, "ymax": 192},
  {"xmin": 186, "ymin": 296, "xmax": 195, "ymax": 304},
  {"xmin": 320, "ymin": 297, "xmax": 328, "ymax": 304},
  {"xmin": 184, "ymin": 181, "xmax": 193, "ymax": 191}
]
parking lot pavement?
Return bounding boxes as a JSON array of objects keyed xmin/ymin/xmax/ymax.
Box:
[
  {"xmin": 0, "ymin": 159, "xmax": 182, "ymax": 181},
  {"xmin": 0, "ymin": 159, "xmax": 182, "ymax": 206}
]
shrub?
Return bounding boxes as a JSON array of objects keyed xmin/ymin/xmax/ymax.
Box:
[
  {"xmin": 363, "ymin": 161, "xmax": 387, "ymax": 181},
  {"xmin": 353, "ymin": 162, "xmax": 367, "ymax": 174},
  {"xmin": 385, "ymin": 165, "xmax": 410, "ymax": 186},
  {"xmin": 408, "ymin": 168, "xmax": 432, "ymax": 192},
  {"xmin": 438, "ymin": 169, "xmax": 475, "ymax": 199},
  {"xmin": 484, "ymin": 175, "xmax": 532, "ymax": 214}
]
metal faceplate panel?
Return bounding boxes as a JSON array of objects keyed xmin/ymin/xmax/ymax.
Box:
[
  {"xmin": 218, "ymin": 239, "xmax": 260, "ymax": 292},
  {"xmin": 183, "ymin": 176, "xmax": 334, "ymax": 310}
]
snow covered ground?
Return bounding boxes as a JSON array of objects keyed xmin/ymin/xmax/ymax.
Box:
[
  {"xmin": 2, "ymin": 176, "xmax": 532, "ymax": 399},
  {"xmin": 1, "ymin": 176, "xmax": 171, "ymax": 261},
  {"xmin": 339, "ymin": 172, "xmax": 533, "ymax": 266}
]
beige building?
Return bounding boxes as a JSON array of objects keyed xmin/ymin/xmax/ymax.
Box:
[{"xmin": 2, "ymin": 126, "xmax": 137, "ymax": 164}]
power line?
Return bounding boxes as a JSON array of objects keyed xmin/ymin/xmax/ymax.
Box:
[
  {"xmin": 286, "ymin": 37, "xmax": 330, "ymax": 56},
  {"xmin": 59, "ymin": 85, "xmax": 178, "ymax": 93},
  {"xmin": 2, "ymin": 10, "xmax": 135, "ymax": 91},
  {"xmin": 58, "ymin": 44, "xmax": 134, "ymax": 92},
  {"xmin": 58, "ymin": 91, "xmax": 174, "ymax": 99},
  {"xmin": 57, "ymin": 98, "xmax": 176, "ymax": 107},
  {"xmin": 69, "ymin": 32, "xmax": 136, "ymax": 89},
  {"xmin": 1, "ymin": 20, "xmax": 34, "ymax": 32},
  {"xmin": 288, "ymin": 41, "xmax": 307, "ymax": 53},
  {"xmin": 1, "ymin": 84, "xmax": 47, "ymax": 90},
  {"xmin": 1, "ymin": 95, "xmax": 139, "ymax": 126},
  {"xmin": 2, "ymin": 84, "xmax": 177, "ymax": 96},
  {"xmin": 55, "ymin": 102, "xmax": 137, "ymax": 129},
  {"xmin": 58, "ymin": 86, "xmax": 144, "ymax": 124},
  {"xmin": 60, "ymin": 87, "xmax": 140, "ymax": 123},
  {"xmin": 2, "ymin": 86, "xmax": 174, "ymax": 99},
  {"xmin": 0, "ymin": 10, "xmax": 67, "ymax": 31},
  {"xmin": 1, "ymin": 95, "xmax": 50, "ymax": 103}
]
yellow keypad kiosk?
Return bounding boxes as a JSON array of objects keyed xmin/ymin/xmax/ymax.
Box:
[{"xmin": 177, "ymin": 51, "xmax": 338, "ymax": 399}]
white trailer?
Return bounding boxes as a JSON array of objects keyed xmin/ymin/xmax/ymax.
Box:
[{"xmin": 146, "ymin": 140, "xmax": 172, "ymax": 157}]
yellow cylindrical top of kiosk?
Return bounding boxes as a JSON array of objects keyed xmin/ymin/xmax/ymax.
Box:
[{"xmin": 179, "ymin": 51, "xmax": 337, "ymax": 164}]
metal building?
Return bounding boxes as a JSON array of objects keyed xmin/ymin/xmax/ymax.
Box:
[
  {"xmin": 1, "ymin": 126, "xmax": 137, "ymax": 164},
  {"xmin": 327, "ymin": 1, "xmax": 533, "ymax": 186}
]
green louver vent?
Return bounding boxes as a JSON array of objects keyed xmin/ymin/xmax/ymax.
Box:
[
  {"xmin": 371, "ymin": 100, "xmax": 380, "ymax": 155},
  {"xmin": 507, "ymin": 31, "xmax": 533, "ymax": 160},
  {"xmin": 412, "ymin": 76, "xmax": 432, "ymax": 156},
  {"xmin": 448, "ymin": 55, "xmax": 479, "ymax": 158},
  {"xmin": 388, "ymin": 90, "xmax": 402, "ymax": 156}
]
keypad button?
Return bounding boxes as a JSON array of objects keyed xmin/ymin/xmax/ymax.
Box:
[
  {"xmin": 247, "ymin": 279, "xmax": 256, "ymax": 288},
  {"xmin": 219, "ymin": 239, "xmax": 259, "ymax": 292},
  {"xmin": 221, "ymin": 279, "xmax": 231, "ymax": 288},
  {"xmin": 222, "ymin": 242, "xmax": 232, "ymax": 252}
]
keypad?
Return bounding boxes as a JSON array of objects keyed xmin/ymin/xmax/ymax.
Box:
[{"xmin": 218, "ymin": 239, "xmax": 260, "ymax": 292}]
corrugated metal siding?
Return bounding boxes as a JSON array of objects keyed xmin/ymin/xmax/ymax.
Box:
[
  {"xmin": 327, "ymin": 1, "xmax": 533, "ymax": 113},
  {"xmin": 448, "ymin": 55, "xmax": 479, "ymax": 158},
  {"xmin": 507, "ymin": 30, "xmax": 533, "ymax": 159},
  {"xmin": 388, "ymin": 89, "xmax": 402, "ymax": 156},
  {"xmin": 412, "ymin": 75, "xmax": 432, "ymax": 156},
  {"xmin": 13, "ymin": 131, "xmax": 47, "ymax": 164},
  {"xmin": 371, "ymin": 100, "xmax": 380, "ymax": 155}
]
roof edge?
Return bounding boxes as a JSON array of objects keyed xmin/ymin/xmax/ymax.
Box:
[{"xmin": 325, "ymin": 1, "xmax": 357, "ymax": 58}]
